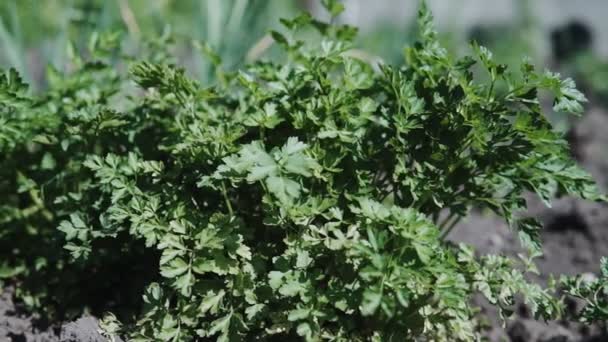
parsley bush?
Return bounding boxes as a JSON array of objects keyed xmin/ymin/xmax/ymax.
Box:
[{"xmin": 1, "ymin": 1, "xmax": 608, "ymax": 340}]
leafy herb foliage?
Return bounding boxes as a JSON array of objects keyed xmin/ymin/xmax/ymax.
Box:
[{"xmin": 1, "ymin": 1, "xmax": 606, "ymax": 340}]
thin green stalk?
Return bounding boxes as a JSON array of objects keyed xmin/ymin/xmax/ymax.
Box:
[
  {"xmin": 221, "ymin": 181, "xmax": 234, "ymax": 216},
  {"xmin": 440, "ymin": 215, "xmax": 462, "ymax": 240},
  {"xmin": 432, "ymin": 211, "xmax": 440, "ymax": 225},
  {"xmin": 438, "ymin": 211, "xmax": 456, "ymax": 230}
]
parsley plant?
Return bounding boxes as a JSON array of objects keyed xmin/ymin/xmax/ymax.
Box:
[{"xmin": 1, "ymin": 1, "xmax": 607, "ymax": 340}]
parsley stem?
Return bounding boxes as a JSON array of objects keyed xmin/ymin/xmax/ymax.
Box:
[
  {"xmin": 221, "ymin": 181, "xmax": 234, "ymax": 216},
  {"xmin": 487, "ymin": 79, "xmax": 495, "ymax": 100},
  {"xmin": 438, "ymin": 211, "xmax": 456, "ymax": 230},
  {"xmin": 440, "ymin": 215, "xmax": 462, "ymax": 241},
  {"xmin": 432, "ymin": 211, "xmax": 440, "ymax": 224}
]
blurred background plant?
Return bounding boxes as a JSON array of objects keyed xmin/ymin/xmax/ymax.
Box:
[
  {"xmin": 5, "ymin": 0, "xmax": 607, "ymax": 98},
  {"xmin": 0, "ymin": 0, "xmax": 299, "ymax": 89}
]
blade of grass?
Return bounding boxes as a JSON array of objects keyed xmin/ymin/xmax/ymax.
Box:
[
  {"xmin": 226, "ymin": 0, "xmax": 247, "ymax": 38},
  {"xmin": 205, "ymin": 0, "xmax": 223, "ymax": 48},
  {"xmin": 0, "ymin": 17, "xmax": 27, "ymax": 80},
  {"xmin": 117, "ymin": 0, "xmax": 141, "ymax": 38},
  {"xmin": 245, "ymin": 33, "xmax": 274, "ymax": 62}
]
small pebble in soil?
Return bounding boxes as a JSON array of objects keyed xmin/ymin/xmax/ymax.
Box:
[{"xmin": 580, "ymin": 272, "xmax": 598, "ymax": 284}]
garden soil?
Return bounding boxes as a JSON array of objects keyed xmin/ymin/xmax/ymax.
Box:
[
  {"xmin": 2, "ymin": 107, "xmax": 608, "ymax": 341},
  {"xmin": 0, "ymin": 286, "xmax": 118, "ymax": 341}
]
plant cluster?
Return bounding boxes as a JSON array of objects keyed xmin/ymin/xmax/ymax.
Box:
[{"xmin": 1, "ymin": 1, "xmax": 607, "ymax": 341}]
